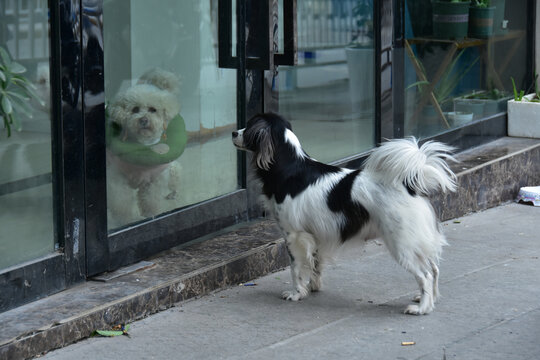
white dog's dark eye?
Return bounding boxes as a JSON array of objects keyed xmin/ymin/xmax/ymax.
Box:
[
  {"xmin": 148, "ymin": 107, "xmax": 157, "ymax": 113},
  {"xmin": 132, "ymin": 106, "xmax": 140, "ymax": 113}
]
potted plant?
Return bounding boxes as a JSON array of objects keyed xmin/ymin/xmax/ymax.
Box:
[
  {"xmin": 406, "ymin": 49, "xmax": 479, "ymax": 127},
  {"xmin": 507, "ymin": 76, "xmax": 540, "ymax": 138},
  {"xmin": 454, "ymin": 88, "xmax": 512, "ymax": 117},
  {"xmin": 432, "ymin": 0, "xmax": 471, "ymax": 40},
  {"xmin": 0, "ymin": 46, "xmax": 44, "ymax": 138},
  {"xmin": 469, "ymin": 0, "xmax": 495, "ymax": 38},
  {"xmin": 346, "ymin": 0, "xmax": 375, "ymax": 117}
]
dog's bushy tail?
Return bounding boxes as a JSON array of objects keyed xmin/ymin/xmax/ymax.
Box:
[{"xmin": 364, "ymin": 137, "xmax": 457, "ymax": 195}]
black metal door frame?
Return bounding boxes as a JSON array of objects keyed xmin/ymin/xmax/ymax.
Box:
[{"xmin": 0, "ymin": 0, "xmax": 87, "ymax": 313}]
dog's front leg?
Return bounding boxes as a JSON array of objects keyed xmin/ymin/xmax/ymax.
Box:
[
  {"xmin": 282, "ymin": 232, "xmax": 314, "ymax": 301},
  {"xmin": 137, "ymin": 182, "xmax": 160, "ymax": 217},
  {"xmin": 165, "ymin": 161, "xmax": 181, "ymax": 200}
]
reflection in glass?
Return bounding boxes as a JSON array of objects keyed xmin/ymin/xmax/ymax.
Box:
[
  {"xmin": 104, "ymin": 0, "xmax": 238, "ymax": 230},
  {"xmin": 404, "ymin": 0, "xmax": 529, "ymax": 138},
  {"xmin": 278, "ymin": 0, "xmax": 375, "ymax": 163},
  {"xmin": 0, "ymin": 1, "xmax": 54, "ymax": 269}
]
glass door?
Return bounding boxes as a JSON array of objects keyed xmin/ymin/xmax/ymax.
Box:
[
  {"xmin": 86, "ymin": 0, "xmax": 251, "ymax": 275},
  {"xmin": 103, "ymin": 0, "xmax": 239, "ymax": 231},
  {"xmin": 0, "ymin": 1, "xmax": 56, "ymax": 270},
  {"xmin": 275, "ymin": 0, "xmax": 376, "ymax": 163}
]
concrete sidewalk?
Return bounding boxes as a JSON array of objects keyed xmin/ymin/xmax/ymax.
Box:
[{"xmin": 42, "ymin": 203, "xmax": 540, "ymax": 360}]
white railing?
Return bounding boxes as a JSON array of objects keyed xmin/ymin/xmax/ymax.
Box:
[{"xmin": 297, "ymin": 0, "xmax": 358, "ymax": 50}]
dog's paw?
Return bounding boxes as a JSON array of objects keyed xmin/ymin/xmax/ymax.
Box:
[
  {"xmin": 281, "ymin": 290, "xmax": 304, "ymax": 301},
  {"xmin": 404, "ymin": 304, "xmax": 432, "ymax": 315}
]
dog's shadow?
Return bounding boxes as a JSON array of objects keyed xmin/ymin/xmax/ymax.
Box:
[{"xmin": 237, "ymin": 286, "xmax": 408, "ymax": 319}]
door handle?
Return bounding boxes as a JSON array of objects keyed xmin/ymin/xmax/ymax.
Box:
[{"xmin": 218, "ymin": 0, "xmax": 296, "ymax": 70}]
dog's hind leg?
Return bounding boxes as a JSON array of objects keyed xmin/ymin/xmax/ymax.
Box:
[
  {"xmin": 430, "ymin": 259, "xmax": 441, "ymax": 302},
  {"xmin": 282, "ymin": 232, "xmax": 316, "ymax": 301},
  {"xmin": 309, "ymin": 249, "xmax": 323, "ymax": 292},
  {"xmin": 383, "ymin": 232, "xmax": 436, "ymax": 314},
  {"xmin": 404, "ymin": 270, "xmax": 435, "ymax": 315}
]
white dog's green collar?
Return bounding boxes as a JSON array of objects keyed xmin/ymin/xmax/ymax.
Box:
[{"xmin": 106, "ymin": 114, "xmax": 187, "ymax": 166}]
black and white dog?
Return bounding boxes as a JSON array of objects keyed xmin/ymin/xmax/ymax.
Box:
[{"xmin": 232, "ymin": 113, "xmax": 457, "ymax": 315}]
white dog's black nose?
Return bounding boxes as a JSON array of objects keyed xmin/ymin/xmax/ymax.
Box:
[
  {"xmin": 139, "ymin": 117, "xmax": 149, "ymax": 127},
  {"xmin": 232, "ymin": 131, "xmax": 239, "ymax": 139}
]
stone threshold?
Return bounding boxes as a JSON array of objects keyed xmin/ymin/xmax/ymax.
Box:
[{"xmin": 1, "ymin": 137, "xmax": 539, "ymax": 360}]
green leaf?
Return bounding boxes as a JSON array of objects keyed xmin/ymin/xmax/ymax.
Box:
[
  {"xmin": 511, "ymin": 77, "xmax": 520, "ymax": 101},
  {"xmin": 5, "ymin": 113, "xmax": 12, "ymax": 137},
  {"xmin": 0, "ymin": 47, "xmax": 11, "ymax": 67},
  {"xmin": 10, "ymin": 95, "xmax": 34, "ymax": 119},
  {"xmin": 10, "ymin": 62, "xmax": 26, "ymax": 74},
  {"xmin": 11, "ymin": 78, "xmax": 45, "ymax": 106},
  {"xmin": 95, "ymin": 330, "xmax": 124, "ymax": 337},
  {"xmin": 7, "ymin": 90, "xmax": 30, "ymax": 101},
  {"xmin": 10, "ymin": 110, "xmax": 22, "ymax": 131},
  {"xmin": 11, "ymin": 75, "xmax": 33, "ymax": 87},
  {"xmin": 94, "ymin": 324, "xmax": 130, "ymax": 337},
  {"xmin": 2, "ymin": 95, "xmax": 13, "ymax": 114},
  {"xmin": 0, "ymin": 69, "xmax": 5, "ymax": 82},
  {"xmin": 405, "ymin": 80, "xmax": 429, "ymax": 91}
]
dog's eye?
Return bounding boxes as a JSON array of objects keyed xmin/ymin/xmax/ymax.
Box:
[
  {"xmin": 148, "ymin": 107, "xmax": 157, "ymax": 113},
  {"xmin": 132, "ymin": 106, "xmax": 140, "ymax": 113}
]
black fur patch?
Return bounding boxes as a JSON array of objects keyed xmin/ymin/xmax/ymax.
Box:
[
  {"xmin": 404, "ymin": 181, "xmax": 417, "ymax": 196},
  {"xmin": 327, "ymin": 170, "xmax": 370, "ymax": 241},
  {"xmin": 252, "ymin": 113, "xmax": 341, "ymax": 203}
]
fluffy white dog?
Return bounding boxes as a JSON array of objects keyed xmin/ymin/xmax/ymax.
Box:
[{"xmin": 106, "ymin": 68, "xmax": 183, "ymax": 228}]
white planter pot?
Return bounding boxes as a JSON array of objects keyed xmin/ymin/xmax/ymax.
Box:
[
  {"xmin": 345, "ymin": 47, "xmax": 375, "ymax": 117},
  {"xmin": 507, "ymin": 94, "xmax": 540, "ymax": 138}
]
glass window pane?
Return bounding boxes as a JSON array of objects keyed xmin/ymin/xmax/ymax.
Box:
[
  {"xmin": 278, "ymin": 0, "xmax": 375, "ymax": 163},
  {"xmin": 0, "ymin": 0, "xmax": 55, "ymax": 270},
  {"xmin": 103, "ymin": 0, "xmax": 238, "ymax": 231},
  {"xmin": 404, "ymin": 0, "xmax": 529, "ymax": 138}
]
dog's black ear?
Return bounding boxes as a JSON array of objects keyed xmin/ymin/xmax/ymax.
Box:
[{"xmin": 244, "ymin": 116, "xmax": 274, "ymax": 171}]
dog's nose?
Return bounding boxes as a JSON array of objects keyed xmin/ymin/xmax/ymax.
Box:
[
  {"xmin": 139, "ymin": 117, "xmax": 149, "ymax": 127},
  {"xmin": 232, "ymin": 131, "xmax": 238, "ymax": 139}
]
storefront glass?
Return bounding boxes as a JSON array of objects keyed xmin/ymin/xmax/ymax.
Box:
[
  {"xmin": 0, "ymin": 0, "xmax": 55, "ymax": 270},
  {"xmin": 404, "ymin": 0, "xmax": 530, "ymax": 138},
  {"xmin": 278, "ymin": 0, "xmax": 375, "ymax": 163},
  {"xmin": 103, "ymin": 0, "xmax": 238, "ymax": 230}
]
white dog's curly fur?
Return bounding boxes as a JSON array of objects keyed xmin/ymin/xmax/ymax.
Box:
[
  {"xmin": 232, "ymin": 113, "xmax": 457, "ymax": 315},
  {"xmin": 107, "ymin": 69, "xmax": 182, "ymax": 228}
]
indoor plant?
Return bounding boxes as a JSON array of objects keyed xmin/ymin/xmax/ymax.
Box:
[
  {"xmin": 407, "ymin": 49, "xmax": 478, "ymax": 111},
  {"xmin": 507, "ymin": 76, "xmax": 540, "ymax": 138},
  {"xmin": 432, "ymin": 0, "xmax": 471, "ymax": 40},
  {"xmin": 454, "ymin": 88, "xmax": 512, "ymax": 117},
  {"xmin": 0, "ymin": 46, "xmax": 44, "ymax": 138},
  {"xmin": 406, "ymin": 49, "xmax": 478, "ymax": 127},
  {"xmin": 469, "ymin": 0, "xmax": 495, "ymax": 38}
]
